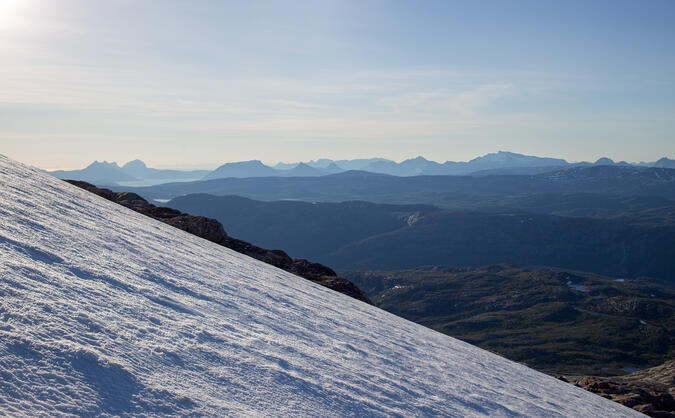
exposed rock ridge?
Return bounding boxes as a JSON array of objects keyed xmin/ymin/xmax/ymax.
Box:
[
  {"xmin": 559, "ymin": 360, "xmax": 675, "ymax": 417},
  {"xmin": 65, "ymin": 180, "xmax": 371, "ymax": 304}
]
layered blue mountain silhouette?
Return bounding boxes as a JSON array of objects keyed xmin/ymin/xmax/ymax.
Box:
[{"xmin": 47, "ymin": 151, "xmax": 673, "ymax": 186}]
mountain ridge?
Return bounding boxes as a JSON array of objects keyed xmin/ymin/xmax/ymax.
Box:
[
  {"xmin": 48, "ymin": 158, "xmax": 209, "ymax": 186},
  {"xmin": 47, "ymin": 152, "xmax": 674, "ymax": 186},
  {"xmin": 119, "ymin": 165, "xmax": 675, "ymax": 208}
]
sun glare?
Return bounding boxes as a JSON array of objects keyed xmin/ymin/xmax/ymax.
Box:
[{"xmin": 0, "ymin": 0, "xmax": 31, "ymax": 30}]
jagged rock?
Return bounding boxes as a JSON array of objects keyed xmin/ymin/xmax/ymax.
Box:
[
  {"xmin": 559, "ymin": 360, "xmax": 675, "ymax": 417},
  {"xmin": 65, "ymin": 180, "xmax": 371, "ymax": 304}
]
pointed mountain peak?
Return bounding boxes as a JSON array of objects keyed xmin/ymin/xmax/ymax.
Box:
[
  {"xmin": 321, "ymin": 162, "xmax": 344, "ymax": 174},
  {"xmin": 284, "ymin": 162, "xmax": 323, "ymax": 176},
  {"xmin": 400, "ymin": 156, "xmax": 432, "ymax": 165}
]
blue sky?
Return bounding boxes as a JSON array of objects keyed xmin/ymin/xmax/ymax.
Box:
[{"xmin": 1, "ymin": 0, "xmax": 673, "ymax": 169}]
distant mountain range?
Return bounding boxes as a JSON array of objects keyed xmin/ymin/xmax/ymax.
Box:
[
  {"xmin": 119, "ymin": 159, "xmax": 210, "ymax": 182},
  {"xmin": 49, "ymin": 161, "xmax": 138, "ymax": 184},
  {"xmin": 202, "ymin": 160, "xmax": 338, "ymax": 180},
  {"xmin": 211, "ymin": 152, "xmax": 675, "ymax": 179},
  {"xmin": 115, "ymin": 165, "xmax": 675, "ymax": 206},
  {"xmin": 47, "ymin": 159, "xmax": 209, "ymax": 186},
  {"xmin": 46, "ymin": 152, "xmax": 675, "ymax": 185}
]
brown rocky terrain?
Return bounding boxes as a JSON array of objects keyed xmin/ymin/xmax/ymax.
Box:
[
  {"xmin": 65, "ymin": 180, "xmax": 371, "ymax": 304},
  {"xmin": 559, "ymin": 360, "xmax": 675, "ymax": 417}
]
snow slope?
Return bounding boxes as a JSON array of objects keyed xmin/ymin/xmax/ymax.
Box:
[{"xmin": 0, "ymin": 155, "xmax": 640, "ymax": 417}]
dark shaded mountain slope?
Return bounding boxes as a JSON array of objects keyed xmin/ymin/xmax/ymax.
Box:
[
  {"xmin": 64, "ymin": 180, "xmax": 370, "ymax": 304},
  {"xmin": 167, "ymin": 194, "xmax": 434, "ymax": 259},
  {"xmin": 326, "ymin": 210, "xmax": 675, "ymax": 281},
  {"xmin": 167, "ymin": 194, "xmax": 675, "ymax": 283}
]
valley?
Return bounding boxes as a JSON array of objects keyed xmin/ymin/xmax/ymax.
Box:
[
  {"xmin": 165, "ymin": 193, "xmax": 675, "ymax": 282},
  {"xmin": 342, "ymin": 265, "xmax": 675, "ymax": 376}
]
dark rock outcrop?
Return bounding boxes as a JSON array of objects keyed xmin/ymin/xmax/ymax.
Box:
[
  {"xmin": 559, "ymin": 360, "xmax": 675, "ymax": 417},
  {"xmin": 65, "ymin": 180, "xmax": 371, "ymax": 304}
]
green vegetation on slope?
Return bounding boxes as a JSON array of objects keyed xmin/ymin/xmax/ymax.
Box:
[{"xmin": 343, "ymin": 265, "xmax": 675, "ymax": 376}]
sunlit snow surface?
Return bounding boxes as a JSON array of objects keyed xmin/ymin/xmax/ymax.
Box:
[{"xmin": 0, "ymin": 155, "xmax": 639, "ymax": 417}]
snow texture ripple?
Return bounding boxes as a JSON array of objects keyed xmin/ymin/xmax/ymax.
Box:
[{"xmin": 0, "ymin": 155, "xmax": 640, "ymax": 417}]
